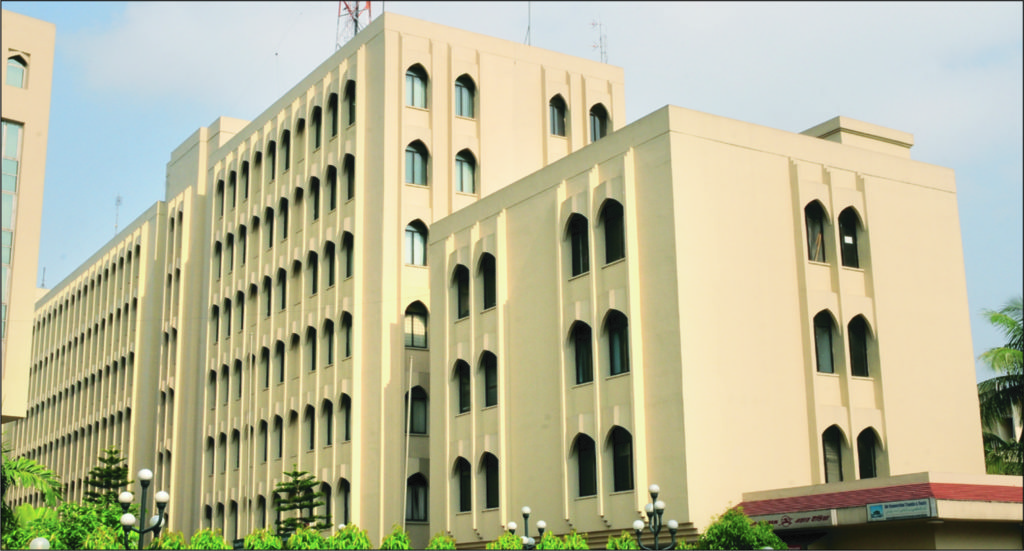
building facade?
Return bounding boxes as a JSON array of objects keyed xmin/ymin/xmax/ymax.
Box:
[
  {"xmin": 7, "ymin": 9, "xmax": 1019, "ymax": 550},
  {"xmin": 1, "ymin": 9, "xmax": 55, "ymax": 424}
]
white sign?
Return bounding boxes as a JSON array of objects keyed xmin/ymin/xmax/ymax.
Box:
[
  {"xmin": 866, "ymin": 498, "xmax": 935, "ymax": 522},
  {"xmin": 750, "ymin": 509, "xmax": 835, "ymax": 530}
]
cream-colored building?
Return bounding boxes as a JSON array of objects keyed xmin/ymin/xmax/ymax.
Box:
[
  {"xmin": 1, "ymin": 9, "xmax": 55, "ymax": 424},
  {"xmin": 427, "ymin": 107, "xmax": 1021, "ymax": 547},
  {"xmin": 8, "ymin": 9, "xmax": 1019, "ymax": 550}
]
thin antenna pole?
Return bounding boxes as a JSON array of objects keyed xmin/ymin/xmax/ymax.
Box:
[
  {"xmin": 525, "ymin": 1, "xmax": 531, "ymax": 45},
  {"xmin": 114, "ymin": 195, "xmax": 123, "ymax": 236},
  {"xmin": 41, "ymin": 267, "xmax": 45, "ymax": 288}
]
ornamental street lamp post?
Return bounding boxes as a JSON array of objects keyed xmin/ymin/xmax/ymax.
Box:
[
  {"xmin": 632, "ymin": 484, "xmax": 679, "ymax": 550},
  {"xmin": 507, "ymin": 506, "xmax": 547, "ymax": 550},
  {"xmin": 118, "ymin": 468, "xmax": 170, "ymax": 550}
]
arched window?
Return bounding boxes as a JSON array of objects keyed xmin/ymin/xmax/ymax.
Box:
[
  {"xmin": 310, "ymin": 106, "xmax": 322, "ymax": 150},
  {"xmin": 479, "ymin": 253, "xmax": 496, "ymax": 310},
  {"xmin": 406, "ymin": 387, "xmax": 428, "ymax": 435},
  {"xmin": 260, "ymin": 347, "xmax": 270, "ymax": 389},
  {"xmin": 256, "ymin": 495, "xmax": 267, "ymax": 529},
  {"xmin": 205, "ymin": 437, "xmax": 215, "ymax": 476},
  {"xmin": 307, "ymin": 251, "xmax": 319, "ymax": 295},
  {"xmin": 213, "ymin": 241, "xmax": 222, "ymax": 279},
  {"xmin": 264, "ymin": 208, "xmax": 275, "ymax": 249},
  {"xmin": 276, "ymin": 269, "xmax": 287, "ymax": 311},
  {"xmin": 272, "ymin": 415, "xmax": 283, "ymax": 459},
  {"xmin": 406, "ymin": 474, "xmax": 428, "ymax": 521},
  {"xmin": 320, "ymin": 483, "xmax": 332, "ymax": 524},
  {"xmin": 262, "ymin": 277, "xmax": 272, "ymax": 318},
  {"xmin": 589, "ymin": 103, "xmax": 609, "ymax": 142},
  {"xmin": 345, "ymin": 80, "xmax": 357, "ymax": 125},
  {"xmin": 610, "ymin": 427, "xmax": 634, "ymax": 492},
  {"xmin": 340, "ymin": 394, "xmax": 352, "ymax": 442},
  {"xmin": 326, "ymin": 166, "xmax": 338, "ymax": 212},
  {"xmin": 278, "ymin": 198, "xmax": 289, "ymax": 239},
  {"xmin": 267, "ymin": 140, "xmax": 277, "ymax": 177},
  {"xmin": 337, "ymin": 479, "xmax": 351, "ymax": 525},
  {"xmin": 233, "ymin": 359, "xmax": 242, "ymax": 399},
  {"xmin": 327, "ymin": 93, "xmax": 339, "ymax": 137},
  {"xmin": 305, "ymin": 327, "xmax": 317, "ymax": 372},
  {"xmin": 258, "ymin": 420, "xmax": 268, "ymax": 462},
  {"xmin": 405, "ymin": 221, "xmax": 428, "ymax": 266},
  {"xmin": 405, "ymin": 141, "xmax": 429, "ymax": 186},
  {"xmin": 857, "ymin": 428, "xmax": 879, "ymax": 479},
  {"xmin": 211, "ymin": 306, "xmax": 220, "ymax": 343},
  {"xmin": 599, "ymin": 200, "xmax": 625, "ymax": 264},
  {"xmin": 567, "ymin": 214, "xmax": 590, "ymax": 277},
  {"xmin": 406, "ymin": 65, "xmax": 428, "ymax": 108},
  {"xmin": 822, "ymin": 425, "xmax": 845, "ymax": 482},
  {"xmin": 321, "ymin": 400, "xmax": 334, "ymax": 447},
  {"xmin": 805, "ymin": 201, "xmax": 828, "ymax": 263},
  {"xmin": 344, "ymin": 154, "xmax": 355, "ymax": 200},
  {"xmin": 455, "ymin": 457, "xmax": 471, "ymax": 512},
  {"xmin": 606, "ymin": 310, "xmax": 630, "ymax": 376},
  {"xmin": 404, "ymin": 302, "xmax": 428, "ymax": 348},
  {"xmin": 341, "ymin": 312, "xmax": 353, "ymax": 358},
  {"xmin": 571, "ymin": 322, "xmax": 594, "ymax": 385},
  {"xmin": 482, "ymin": 453, "xmax": 499, "ymax": 509},
  {"xmin": 280, "ymin": 130, "xmax": 291, "ymax": 171},
  {"xmin": 455, "ymin": 360, "xmax": 471, "ymax": 414},
  {"xmin": 849, "ymin": 315, "xmax": 871, "ymax": 377},
  {"xmin": 228, "ymin": 171, "xmax": 237, "ymax": 210},
  {"xmin": 549, "ymin": 95, "xmax": 567, "ymax": 136},
  {"xmin": 481, "ymin": 351, "xmax": 498, "ymax": 408},
  {"xmin": 455, "ymin": 75, "xmax": 475, "ymax": 118},
  {"xmin": 838, "ymin": 207, "xmax": 861, "ymax": 268},
  {"xmin": 454, "ymin": 265, "xmax": 470, "ymax": 319},
  {"xmin": 241, "ymin": 161, "xmax": 250, "ymax": 200},
  {"xmin": 322, "ymin": 319, "xmax": 335, "ymax": 366},
  {"xmin": 455, "ymin": 150, "xmax": 476, "ymax": 193},
  {"xmin": 215, "ymin": 180, "xmax": 225, "ymax": 218},
  {"xmin": 274, "ymin": 340, "xmax": 285, "ymax": 383},
  {"xmin": 814, "ymin": 311, "xmax": 836, "ymax": 374},
  {"xmin": 220, "ymin": 364, "xmax": 230, "ymax": 404},
  {"xmin": 573, "ymin": 434, "xmax": 597, "ymax": 497},
  {"xmin": 323, "ymin": 242, "xmax": 336, "ymax": 288},
  {"xmin": 304, "ymin": 405, "xmax": 316, "ymax": 451},
  {"xmin": 218, "ymin": 433, "xmax": 227, "ymax": 473},
  {"xmin": 309, "ymin": 177, "xmax": 320, "ymax": 221},
  {"xmin": 6, "ymin": 56, "xmax": 27, "ymax": 88},
  {"xmin": 230, "ymin": 430, "xmax": 240, "ymax": 469}
]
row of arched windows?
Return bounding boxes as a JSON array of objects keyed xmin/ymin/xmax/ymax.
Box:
[
  {"xmin": 202, "ymin": 479, "xmax": 352, "ymax": 538},
  {"xmin": 451, "ymin": 253, "xmax": 497, "ymax": 319},
  {"xmin": 571, "ymin": 427, "xmax": 634, "ymax": 496},
  {"xmin": 567, "ymin": 199, "xmax": 625, "ymax": 278},
  {"xmin": 549, "ymin": 95, "xmax": 610, "ymax": 143},
  {"xmin": 822, "ymin": 425, "xmax": 883, "ymax": 482},
  {"xmin": 569, "ymin": 309, "xmax": 630, "ymax": 384},
  {"xmin": 404, "ymin": 141, "xmax": 478, "ymax": 193},
  {"xmin": 805, "ymin": 202, "xmax": 864, "ymax": 269},
  {"xmin": 453, "ymin": 351, "xmax": 498, "ymax": 413},
  {"xmin": 453, "ymin": 453, "xmax": 500, "ymax": 512},
  {"xmin": 813, "ymin": 310, "xmax": 874, "ymax": 377}
]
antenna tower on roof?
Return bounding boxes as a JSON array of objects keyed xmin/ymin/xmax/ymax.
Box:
[
  {"xmin": 338, "ymin": 1, "xmax": 371, "ymax": 50},
  {"xmin": 592, "ymin": 18, "xmax": 607, "ymax": 63}
]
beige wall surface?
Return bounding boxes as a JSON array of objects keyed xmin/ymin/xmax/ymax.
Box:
[
  {"xmin": 429, "ymin": 104, "xmax": 985, "ymax": 542},
  {"xmin": 2, "ymin": 9, "xmax": 55, "ymax": 423}
]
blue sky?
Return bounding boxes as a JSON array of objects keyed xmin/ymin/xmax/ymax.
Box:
[{"xmin": 4, "ymin": 1, "xmax": 1021, "ymax": 382}]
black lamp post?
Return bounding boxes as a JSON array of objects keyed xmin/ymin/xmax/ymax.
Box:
[
  {"xmin": 507, "ymin": 505, "xmax": 547, "ymax": 550},
  {"xmin": 632, "ymin": 484, "xmax": 678, "ymax": 550},
  {"xmin": 118, "ymin": 468, "xmax": 170, "ymax": 550}
]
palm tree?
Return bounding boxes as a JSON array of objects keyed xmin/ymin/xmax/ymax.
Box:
[
  {"xmin": 976, "ymin": 296, "xmax": 1023, "ymax": 475},
  {"xmin": 1, "ymin": 440, "xmax": 64, "ymax": 534}
]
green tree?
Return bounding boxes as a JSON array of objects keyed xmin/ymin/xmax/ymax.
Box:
[
  {"xmin": 272, "ymin": 466, "xmax": 331, "ymax": 537},
  {"xmin": 424, "ymin": 532, "xmax": 457, "ymax": 550},
  {"xmin": 84, "ymin": 446, "xmax": 133, "ymax": 506},
  {"xmin": 977, "ymin": 296, "xmax": 1023, "ymax": 475},
  {"xmin": 1, "ymin": 440, "xmax": 63, "ymax": 538},
  {"xmin": 379, "ymin": 524, "xmax": 411, "ymax": 549},
  {"xmin": 687, "ymin": 507, "xmax": 785, "ymax": 550}
]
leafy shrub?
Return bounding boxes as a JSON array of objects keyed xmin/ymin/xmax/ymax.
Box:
[
  {"xmin": 562, "ymin": 531, "xmax": 589, "ymax": 550},
  {"xmin": 379, "ymin": 524, "xmax": 410, "ymax": 549},
  {"xmin": 692, "ymin": 507, "xmax": 786, "ymax": 550},
  {"xmin": 605, "ymin": 531, "xmax": 639, "ymax": 550},
  {"xmin": 425, "ymin": 532, "xmax": 457, "ymax": 550},
  {"xmin": 149, "ymin": 530, "xmax": 188, "ymax": 550},
  {"xmin": 189, "ymin": 528, "xmax": 232, "ymax": 550},
  {"xmin": 485, "ymin": 531, "xmax": 524, "ymax": 550},
  {"xmin": 285, "ymin": 525, "xmax": 325, "ymax": 549},
  {"xmin": 323, "ymin": 524, "xmax": 372, "ymax": 550},
  {"xmin": 243, "ymin": 528, "xmax": 283, "ymax": 550},
  {"xmin": 82, "ymin": 523, "xmax": 124, "ymax": 550},
  {"xmin": 536, "ymin": 531, "xmax": 565, "ymax": 550}
]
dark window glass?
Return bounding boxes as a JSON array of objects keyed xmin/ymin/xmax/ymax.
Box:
[
  {"xmin": 611, "ymin": 427, "xmax": 634, "ymax": 492},
  {"xmin": 549, "ymin": 95, "xmax": 567, "ymax": 136},
  {"xmin": 457, "ymin": 361, "xmax": 471, "ymax": 414},
  {"xmin": 849, "ymin": 316, "xmax": 869, "ymax": 377},
  {"xmin": 607, "ymin": 311, "xmax": 630, "ymax": 375},
  {"xmin": 328, "ymin": 93, "xmax": 339, "ymax": 137},
  {"xmin": 482, "ymin": 352, "xmax": 497, "ymax": 408},
  {"xmin": 406, "ymin": 66, "xmax": 428, "ymax": 108},
  {"xmin": 457, "ymin": 458, "xmax": 471, "ymax": 512},
  {"xmin": 839, "ymin": 208, "xmax": 860, "ymax": 268},
  {"xmin": 455, "ymin": 76, "xmax": 475, "ymax": 118},
  {"xmin": 484, "ymin": 453, "xmax": 499, "ymax": 509},
  {"xmin": 569, "ymin": 214, "xmax": 589, "ymax": 277},
  {"xmin": 406, "ymin": 474, "xmax": 428, "ymax": 521},
  {"xmin": 405, "ymin": 143, "xmax": 428, "ymax": 185},
  {"xmin": 455, "ymin": 265, "xmax": 470, "ymax": 319},
  {"xmin": 344, "ymin": 155, "xmax": 355, "ymax": 199},
  {"xmin": 405, "ymin": 303, "xmax": 428, "ymax": 348},
  {"xmin": 814, "ymin": 311, "xmax": 835, "ymax": 374},
  {"xmin": 589, "ymin": 104, "xmax": 609, "ymax": 142},
  {"xmin": 601, "ymin": 201, "xmax": 625, "ymax": 263},
  {"xmin": 857, "ymin": 429, "xmax": 878, "ymax": 479},
  {"xmin": 481, "ymin": 254, "xmax": 496, "ymax": 310},
  {"xmin": 407, "ymin": 387, "xmax": 428, "ymax": 434},
  {"xmin": 345, "ymin": 80, "xmax": 356, "ymax": 125},
  {"xmin": 576, "ymin": 435, "xmax": 597, "ymax": 497},
  {"xmin": 823, "ymin": 426, "xmax": 844, "ymax": 483},
  {"xmin": 573, "ymin": 323, "xmax": 593, "ymax": 384},
  {"xmin": 805, "ymin": 202, "xmax": 827, "ymax": 263}
]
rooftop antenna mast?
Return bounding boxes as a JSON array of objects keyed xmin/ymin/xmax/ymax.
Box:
[
  {"xmin": 114, "ymin": 195, "xmax": 122, "ymax": 236},
  {"xmin": 338, "ymin": 1, "xmax": 371, "ymax": 50},
  {"xmin": 592, "ymin": 18, "xmax": 607, "ymax": 63},
  {"xmin": 524, "ymin": 2, "xmax": 531, "ymax": 45}
]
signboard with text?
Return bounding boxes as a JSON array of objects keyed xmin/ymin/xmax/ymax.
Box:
[
  {"xmin": 750, "ymin": 509, "xmax": 836, "ymax": 530},
  {"xmin": 866, "ymin": 498, "xmax": 935, "ymax": 522}
]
